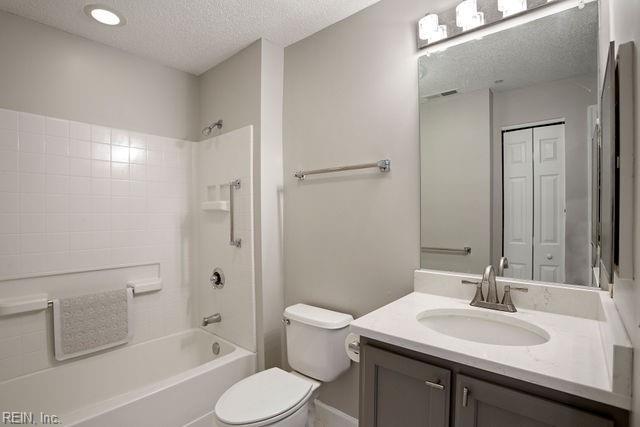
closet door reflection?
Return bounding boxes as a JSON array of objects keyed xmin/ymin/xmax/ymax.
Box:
[{"xmin": 502, "ymin": 124, "xmax": 566, "ymax": 282}]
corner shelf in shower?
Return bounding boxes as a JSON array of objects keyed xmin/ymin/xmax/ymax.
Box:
[{"xmin": 201, "ymin": 183, "xmax": 230, "ymax": 211}]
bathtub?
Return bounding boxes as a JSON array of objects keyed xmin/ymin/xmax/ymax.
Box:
[{"xmin": 0, "ymin": 329, "xmax": 256, "ymax": 427}]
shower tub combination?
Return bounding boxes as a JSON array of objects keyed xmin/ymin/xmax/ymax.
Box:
[{"xmin": 0, "ymin": 329, "xmax": 255, "ymax": 427}]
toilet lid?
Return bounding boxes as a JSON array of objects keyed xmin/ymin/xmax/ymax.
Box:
[{"xmin": 215, "ymin": 368, "xmax": 313, "ymax": 425}]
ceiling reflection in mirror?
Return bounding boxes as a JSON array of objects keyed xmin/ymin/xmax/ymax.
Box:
[{"xmin": 418, "ymin": 3, "xmax": 599, "ymax": 286}]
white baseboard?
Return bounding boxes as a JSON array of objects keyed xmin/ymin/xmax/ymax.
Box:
[{"xmin": 313, "ymin": 399, "xmax": 358, "ymax": 427}]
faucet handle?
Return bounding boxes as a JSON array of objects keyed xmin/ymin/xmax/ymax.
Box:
[
  {"xmin": 500, "ymin": 284, "xmax": 528, "ymax": 312},
  {"xmin": 462, "ymin": 279, "xmax": 484, "ymax": 305}
]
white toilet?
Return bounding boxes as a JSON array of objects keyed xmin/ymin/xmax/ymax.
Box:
[{"xmin": 214, "ymin": 303, "xmax": 354, "ymax": 427}]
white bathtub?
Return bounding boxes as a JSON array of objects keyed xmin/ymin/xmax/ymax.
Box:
[{"xmin": 0, "ymin": 329, "xmax": 256, "ymax": 427}]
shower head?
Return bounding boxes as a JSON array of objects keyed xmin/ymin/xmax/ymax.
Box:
[{"xmin": 202, "ymin": 119, "xmax": 223, "ymax": 136}]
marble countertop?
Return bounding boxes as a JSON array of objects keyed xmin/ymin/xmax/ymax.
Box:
[{"xmin": 350, "ymin": 270, "xmax": 632, "ymax": 410}]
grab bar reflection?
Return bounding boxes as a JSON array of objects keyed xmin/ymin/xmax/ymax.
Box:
[
  {"xmin": 421, "ymin": 246, "xmax": 471, "ymax": 255},
  {"xmin": 293, "ymin": 159, "xmax": 390, "ymax": 180}
]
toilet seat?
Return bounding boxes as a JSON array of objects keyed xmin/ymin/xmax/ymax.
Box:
[{"xmin": 215, "ymin": 368, "xmax": 314, "ymax": 426}]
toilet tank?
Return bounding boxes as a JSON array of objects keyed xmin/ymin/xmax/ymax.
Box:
[{"xmin": 284, "ymin": 304, "xmax": 353, "ymax": 382}]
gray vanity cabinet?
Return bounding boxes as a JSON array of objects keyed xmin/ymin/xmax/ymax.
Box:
[
  {"xmin": 360, "ymin": 340, "xmax": 628, "ymax": 427},
  {"xmin": 455, "ymin": 375, "xmax": 613, "ymax": 427},
  {"xmin": 361, "ymin": 345, "xmax": 451, "ymax": 427}
]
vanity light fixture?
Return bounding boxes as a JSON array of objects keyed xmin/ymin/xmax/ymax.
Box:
[
  {"xmin": 498, "ymin": 0, "xmax": 527, "ymax": 17},
  {"xmin": 455, "ymin": 0, "xmax": 485, "ymax": 31},
  {"xmin": 84, "ymin": 5, "xmax": 126, "ymax": 26},
  {"xmin": 418, "ymin": 14, "xmax": 448, "ymax": 43},
  {"xmin": 418, "ymin": 0, "xmax": 594, "ymax": 52}
]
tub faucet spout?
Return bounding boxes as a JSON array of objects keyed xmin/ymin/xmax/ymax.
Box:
[{"xmin": 202, "ymin": 313, "xmax": 222, "ymax": 326}]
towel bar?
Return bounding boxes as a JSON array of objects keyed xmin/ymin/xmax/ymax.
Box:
[{"xmin": 1, "ymin": 280, "xmax": 160, "ymax": 317}]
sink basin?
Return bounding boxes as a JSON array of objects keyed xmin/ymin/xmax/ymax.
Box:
[{"xmin": 417, "ymin": 308, "xmax": 550, "ymax": 346}]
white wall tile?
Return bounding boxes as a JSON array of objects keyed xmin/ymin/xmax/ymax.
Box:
[
  {"xmin": 130, "ymin": 147, "xmax": 146, "ymax": 164},
  {"xmin": 0, "ymin": 129, "xmax": 19, "ymax": 151},
  {"xmin": 68, "ymin": 176, "xmax": 91, "ymax": 194},
  {"xmin": 0, "ymin": 193, "xmax": 19, "ymax": 213},
  {"xmin": 19, "ymin": 174, "xmax": 45, "ymax": 193},
  {"xmin": 91, "ymin": 178, "xmax": 111, "ymax": 195},
  {"xmin": 91, "ymin": 160, "xmax": 111, "ymax": 178},
  {"xmin": 111, "ymin": 129, "xmax": 130, "ymax": 147},
  {"xmin": 45, "ymin": 214, "xmax": 68, "ymax": 233},
  {"xmin": 20, "ymin": 214, "xmax": 46, "ymax": 233},
  {"xmin": 19, "ymin": 152, "xmax": 45, "ymax": 173},
  {"xmin": 45, "ymin": 194, "xmax": 68, "ymax": 213},
  {"xmin": 69, "ymin": 122, "xmax": 91, "ymax": 141},
  {"xmin": 20, "ymin": 234, "xmax": 45, "ymax": 254},
  {"xmin": 45, "ymin": 135, "xmax": 69, "ymax": 156},
  {"xmin": 112, "ymin": 146, "xmax": 129, "ymax": 163},
  {"xmin": 18, "ymin": 112, "xmax": 44, "ymax": 134},
  {"xmin": 20, "ymin": 194, "xmax": 45, "ymax": 213},
  {"xmin": 69, "ymin": 158, "xmax": 91, "ymax": 176},
  {"xmin": 45, "ymin": 175, "xmax": 69, "ymax": 194},
  {"xmin": 91, "ymin": 142, "xmax": 111, "ymax": 161},
  {"xmin": 19, "ymin": 132, "xmax": 45, "ymax": 153},
  {"xmin": 0, "ymin": 109, "xmax": 18, "ymax": 130},
  {"xmin": 111, "ymin": 162, "xmax": 129, "ymax": 179},
  {"xmin": 45, "ymin": 117, "xmax": 69, "ymax": 138},
  {"xmin": 0, "ymin": 214, "xmax": 19, "ymax": 234},
  {"xmin": 0, "ymin": 172, "xmax": 18, "ymax": 193},
  {"xmin": 69, "ymin": 139, "xmax": 91, "ymax": 158},
  {"xmin": 45, "ymin": 155, "xmax": 69, "ymax": 175},
  {"xmin": 0, "ymin": 235, "xmax": 19, "ymax": 255},
  {"xmin": 91, "ymin": 125, "xmax": 111, "ymax": 144},
  {"xmin": 0, "ymin": 151, "xmax": 18, "ymax": 172},
  {"xmin": 0, "ymin": 108, "xmax": 199, "ymax": 382}
]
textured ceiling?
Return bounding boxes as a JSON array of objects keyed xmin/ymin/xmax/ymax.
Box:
[
  {"xmin": 0, "ymin": 0, "xmax": 386, "ymax": 75},
  {"xmin": 419, "ymin": 2, "xmax": 598, "ymax": 98}
]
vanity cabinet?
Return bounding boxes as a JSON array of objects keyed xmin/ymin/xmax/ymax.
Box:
[{"xmin": 359, "ymin": 339, "xmax": 628, "ymax": 427}]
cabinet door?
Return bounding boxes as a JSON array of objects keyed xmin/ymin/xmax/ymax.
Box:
[
  {"xmin": 361, "ymin": 345, "xmax": 450, "ymax": 427},
  {"xmin": 455, "ymin": 375, "xmax": 613, "ymax": 427}
]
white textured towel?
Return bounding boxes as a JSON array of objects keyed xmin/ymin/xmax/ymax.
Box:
[{"xmin": 53, "ymin": 288, "xmax": 134, "ymax": 361}]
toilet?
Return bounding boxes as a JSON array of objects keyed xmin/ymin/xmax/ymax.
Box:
[{"xmin": 214, "ymin": 304, "xmax": 354, "ymax": 427}]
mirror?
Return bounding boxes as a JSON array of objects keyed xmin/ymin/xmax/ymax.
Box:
[{"xmin": 418, "ymin": 3, "xmax": 601, "ymax": 286}]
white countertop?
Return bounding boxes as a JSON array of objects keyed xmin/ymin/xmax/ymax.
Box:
[{"xmin": 350, "ymin": 270, "xmax": 632, "ymax": 410}]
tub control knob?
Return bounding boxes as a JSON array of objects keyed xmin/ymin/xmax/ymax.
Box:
[{"xmin": 210, "ymin": 268, "xmax": 225, "ymax": 289}]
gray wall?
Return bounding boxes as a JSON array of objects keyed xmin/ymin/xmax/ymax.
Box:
[
  {"xmin": 601, "ymin": 0, "xmax": 640, "ymax": 425},
  {"xmin": 0, "ymin": 11, "xmax": 199, "ymax": 141},
  {"xmin": 198, "ymin": 40, "xmax": 262, "ymax": 143},
  {"xmin": 420, "ymin": 90, "xmax": 492, "ymax": 273},
  {"xmin": 492, "ymin": 75, "xmax": 597, "ymax": 286},
  {"xmin": 283, "ymin": 0, "xmax": 425, "ymax": 417}
]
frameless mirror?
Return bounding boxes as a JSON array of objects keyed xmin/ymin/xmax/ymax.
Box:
[{"xmin": 418, "ymin": 3, "xmax": 600, "ymax": 286}]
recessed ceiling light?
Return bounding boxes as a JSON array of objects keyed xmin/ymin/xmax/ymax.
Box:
[{"xmin": 84, "ymin": 5, "xmax": 125, "ymax": 26}]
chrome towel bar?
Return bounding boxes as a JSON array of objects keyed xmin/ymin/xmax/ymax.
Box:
[
  {"xmin": 294, "ymin": 159, "xmax": 390, "ymax": 180},
  {"xmin": 421, "ymin": 246, "xmax": 471, "ymax": 255}
]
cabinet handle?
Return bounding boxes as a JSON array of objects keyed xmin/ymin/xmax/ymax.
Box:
[
  {"xmin": 424, "ymin": 379, "xmax": 445, "ymax": 391},
  {"xmin": 462, "ymin": 387, "xmax": 470, "ymax": 407}
]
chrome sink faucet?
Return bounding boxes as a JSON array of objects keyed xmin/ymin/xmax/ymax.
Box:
[
  {"xmin": 462, "ymin": 265, "xmax": 528, "ymax": 312},
  {"xmin": 202, "ymin": 313, "xmax": 222, "ymax": 326}
]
